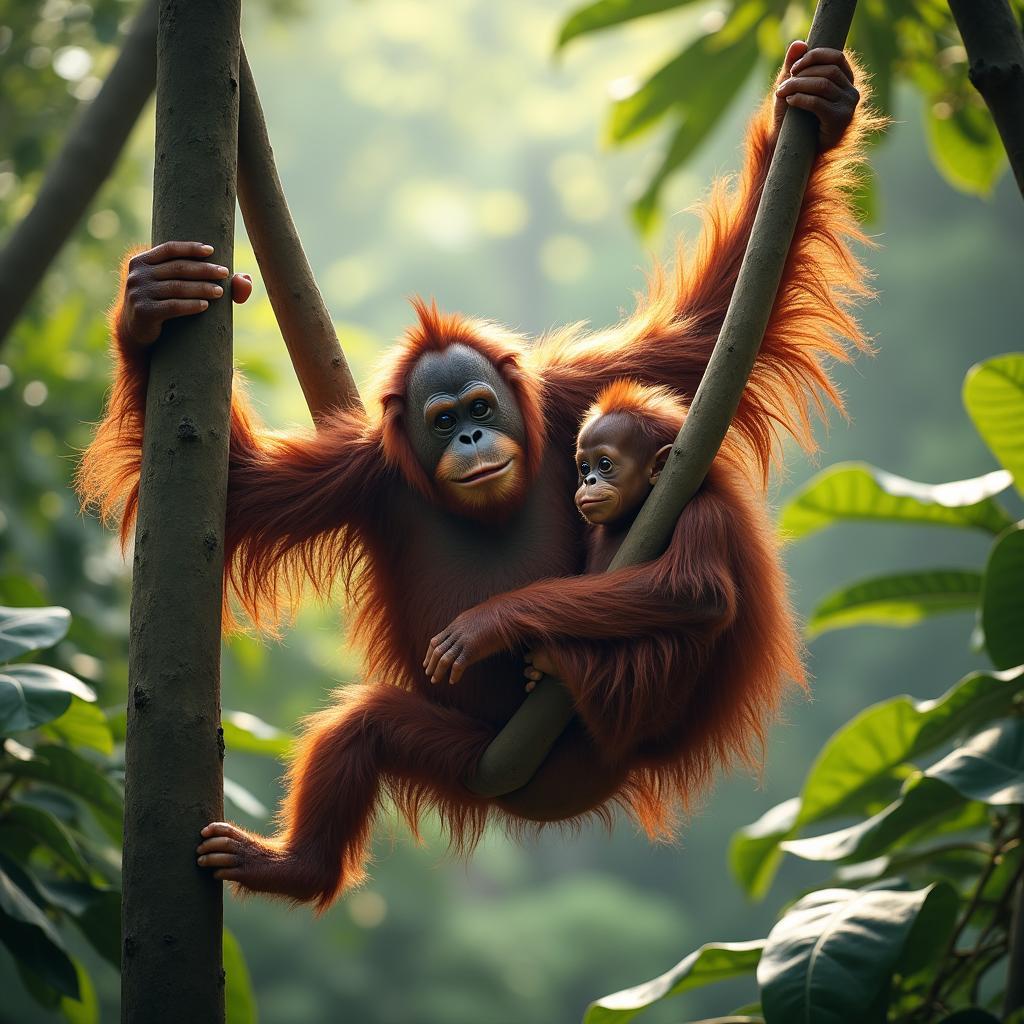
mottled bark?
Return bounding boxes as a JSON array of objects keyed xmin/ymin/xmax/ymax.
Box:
[
  {"xmin": 120, "ymin": 2, "xmax": 240, "ymax": 1021},
  {"xmin": 466, "ymin": 0, "xmax": 859, "ymax": 798},
  {"xmin": 0, "ymin": 0, "xmax": 158, "ymax": 348},
  {"xmin": 949, "ymin": 0, "xmax": 1024, "ymax": 200},
  {"xmin": 237, "ymin": 48, "xmax": 362, "ymax": 420}
]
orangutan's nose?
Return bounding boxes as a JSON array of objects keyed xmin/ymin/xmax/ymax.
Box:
[{"xmin": 459, "ymin": 429, "xmax": 483, "ymax": 445}]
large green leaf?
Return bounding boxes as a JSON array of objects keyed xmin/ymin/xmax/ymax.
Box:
[
  {"xmin": 758, "ymin": 885, "xmax": 958, "ymax": 1024},
  {"xmin": 807, "ymin": 569, "xmax": 983, "ymax": 638},
  {"xmin": 964, "ymin": 354, "xmax": 1024, "ymax": 493},
  {"xmin": 43, "ymin": 697, "xmax": 114, "ymax": 756},
  {"xmin": 557, "ymin": 0, "xmax": 701, "ymax": 50},
  {"xmin": 982, "ymin": 524, "xmax": 1024, "ymax": 669},
  {"xmin": 224, "ymin": 928, "xmax": 258, "ymax": 1024},
  {"xmin": 781, "ymin": 775, "xmax": 970, "ymax": 865},
  {"xmin": 0, "ymin": 664, "xmax": 96, "ymax": 735},
  {"xmin": 0, "ymin": 803, "xmax": 90, "ymax": 879},
  {"xmin": 928, "ymin": 718, "xmax": 1024, "ymax": 805},
  {"xmin": 584, "ymin": 940, "xmax": 764, "ymax": 1023},
  {"xmin": 224, "ymin": 777, "xmax": 268, "ymax": 819},
  {"xmin": 731, "ymin": 667, "xmax": 1024, "ymax": 897},
  {"xmin": 926, "ymin": 100, "xmax": 1006, "ymax": 197},
  {"xmin": 0, "ymin": 606, "xmax": 71, "ymax": 661},
  {"xmin": 779, "ymin": 463, "xmax": 1014, "ymax": 540},
  {"xmin": 0, "ymin": 856, "xmax": 79, "ymax": 999},
  {"xmin": 222, "ymin": 709, "xmax": 291, "ymax": 758},
  {"xmin": 5, "ymin": 746, "xmax": 123, "ymax": 842}
]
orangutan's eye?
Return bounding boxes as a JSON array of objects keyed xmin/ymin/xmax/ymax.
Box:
[
  {"xmin": 579, "ymin": 461, "xmax": 591, "ymax": 477},
  {"xmin": 598, "ymin": 457, "xmax": 613, "ymax": 473},
  {"xmin": 434, "ymin": 411, "xmax": 456, "ymax": 431},
  {"xmin": 469, "ymin": 399, "xmax": 490, "ymax": 420}
]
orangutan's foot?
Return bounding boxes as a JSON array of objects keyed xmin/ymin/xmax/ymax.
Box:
[{"xmin": 196, "ymin": 822, "xmax": 329, "ymax": 904}]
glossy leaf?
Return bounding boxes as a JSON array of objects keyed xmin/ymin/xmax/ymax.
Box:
[
  {"xmin": 557, "ymin": 0, "xmax": 700, "ymax": 50},
  {"xmin": 0, "ymin": 605, "xmax": 71, "ymax": 661},
  {"xmin": 782, "ymin": 775, "xmax": 967, "ymax": 864},
  {"xmin": 964, "ymin": 353, "xmax": 1024, "ymax": 493},
  {"xmin": 928, "ymin": 718, "xmax": 1024, "ymax": 805},
  {"xmin": 5, "ymin": 745, "xmax": 123, "ymax": 842},
  {"xmin": 731, "ymin": 668, "xmax": 1024, "ymax": 897},
  {"xmin": 0, "ymin": 856, "xmax": 79, "ymax": 998},
  {"xmin": 585, "ymin": 940, "xmax": 764, "ymax": 1023},
  {"xmin": 779, "ymin": 463, "xmax": 1014, "ymax": 540},
  {"xmin": 0, "ymin": 663, "xmax": 96, "ymax": 736},
  {"xmin": 758, "ymin": 884, "xmax": 958, "ymax": 1024},
  {"xmin": 0, "ymin": 803, "xmax": 89, "ymax": 879},
  {"xmin": 806, "ymin": 569, "xmax": 983, "ymax": 637},
  {"xmin": 224, "ymin": 928, "xmax": 258, "ymax": 1024},
  {"xmin": 73, "ymin": 889, "xmax": 120, "ymax": 968},
  {"xmin": 222, "ymin": 709, "xmax": 292, "ymax": 758},
  {"xmin": 43, "ymin": 697, "xmax": 114, "ymax": 756},
  {"xmin": 982, "ymin": 525, "xmax": 1024, "ymax": 669}
]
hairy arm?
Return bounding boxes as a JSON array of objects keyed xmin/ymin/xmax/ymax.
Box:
[
  {"xmin": 77, "ymin": 242, "xmax": 393, "ymax": 632},
  {"xmin": 424, "ymin": 485, "xmax": 737, "ymax": 686},
  {"xmin": 537, "ymin": 43, "xmax": 882, "ymax": 477}
]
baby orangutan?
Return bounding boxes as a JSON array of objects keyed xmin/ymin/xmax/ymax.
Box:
[{"xmin": 525, "ymin": 381, "xmax": 673, "ymax": 690}]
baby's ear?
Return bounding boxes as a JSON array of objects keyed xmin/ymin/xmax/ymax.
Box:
[{"xmin": 649, "ymin": 444, "xmax": 672, "ymax": 485}]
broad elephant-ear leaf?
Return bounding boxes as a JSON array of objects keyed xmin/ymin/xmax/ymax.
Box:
[
  {"xmin": 982, "ymin": 524, "xmax": 1024, "ymax": 669},
  {"xmin": 926, "ymin": 96, "xmax": 1006, "ymax": 197},
  {"xmin": 0, "ymin": 606, "xmax": 72, "ymax": 661},
  {"xmin": 731, "ymin": 667, "xmax": 1024, "ymax": 897},
  {"xmin": 806, "ymin": 569, "xmax": 983, "ymax": 638},
  {"xmin": 584, "ymin": 940, "xmax": 764, "ymax": 1023},
  {"xmin": 927, "ymin": 718, "xmax": 1024, "ymax": 805},
  {"xmin": 556, "ymin": 0, "xmax": 703, "ymax": 51},
  {"xmin": 758, "ymin": 884, "xmax": 958, "ymax": 1024},
  {"xmin": 780, "ymin": 463, "xmax": 1013, "ymax": 540},
  {"xmin": 0, "ymin": 665, "xmax": 96, "ymax": 735},
  {"xmin": 224, "ymin": 928, "xmax": 257, "ymax": 1024},
  {"xmin": 964, "ymin": 353, "xmax": 1024, "ymax": 495}
]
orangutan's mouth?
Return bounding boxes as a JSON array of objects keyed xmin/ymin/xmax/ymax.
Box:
[{"xmin": 456, "ymin": 460, "xmax": 513, "ymax": 486}]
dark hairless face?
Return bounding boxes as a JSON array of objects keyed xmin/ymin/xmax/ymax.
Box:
[
  {"xmin": 574, "ymin": 413, "xmax": 669, "ymax": 529},
  {"xmin": 406, "ymin": 343, "xmax": 528, "ymax": 514}
]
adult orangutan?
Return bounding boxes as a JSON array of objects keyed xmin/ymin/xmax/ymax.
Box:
[{"xmin": 79, "ymin": 43, "xmax": 877, "ymax": 910}]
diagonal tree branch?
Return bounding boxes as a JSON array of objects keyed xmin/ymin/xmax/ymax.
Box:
[{"xmin": 0, "ymin": 0, "xmax": 158, "ymax": 348}]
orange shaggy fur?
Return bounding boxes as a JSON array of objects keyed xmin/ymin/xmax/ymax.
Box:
[{"xmin": 78, "ymin": 81, "xmax": 879, "ymax": 909}]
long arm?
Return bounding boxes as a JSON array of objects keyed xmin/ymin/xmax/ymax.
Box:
[
  {"xmin": 77, "ymin": 245, "xmax": 392, "ymax": 632},
  {"xmin": 537, "ymin": 45, "xmax": 883, "ymax": 479}
]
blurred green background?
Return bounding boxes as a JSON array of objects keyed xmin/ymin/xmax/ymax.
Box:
[{"xmin": 2, "ymin": 0, "xmax": 1022, "ymax": 1020}]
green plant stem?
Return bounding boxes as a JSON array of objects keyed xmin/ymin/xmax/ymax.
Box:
[
  {"xmin": 464, "ymin": 0, "xmax": 859, "ymax": 798},
  {"xmin": 1004, "ymin": 809, "xmax": 1024, "ymax": 1017},
  {"xmin": 119, "ymin": 2, "xmax": 240, "ymax": 1021},
  {"xmin": 917, "ymin": 823, "xmax": 1010, "ymax": 1019}
]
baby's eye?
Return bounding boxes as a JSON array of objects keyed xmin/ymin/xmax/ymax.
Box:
[
  {"xmin": 598, "ymin": 457, "xmax": 613, "ymax": 473},
  {"xmin": 579, "ymin": 462, "xmax": 590, "ymax": 476},
  {"xmin": 434, "ymin": 411, "xmax": 456, "ymax": 431}
]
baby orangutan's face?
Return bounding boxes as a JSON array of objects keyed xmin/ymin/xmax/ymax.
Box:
[{"xmin": 574, "ymin": 413, "xmax": 669, "ymax": 528}]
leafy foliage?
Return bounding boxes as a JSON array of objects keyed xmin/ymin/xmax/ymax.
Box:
[
  {"xmin": 556, "ymin": 0, "xmax": 1024, "ymax": 229},
  {"xmin": 588, "ymin": 354, "xmax": 1024, "ymax": 1022}
]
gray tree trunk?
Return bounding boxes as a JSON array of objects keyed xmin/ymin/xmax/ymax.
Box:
[
  {"xmin": 949, "ymin": 0, "xmax": 1024, "ymax": 200},
  {"xmin": 120, "ymin": 1, "xmax": 240, "ymax": 1021},
  {"xmin": 0, "ymin": 0, "xmax": 158, "ymax": 348}
]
